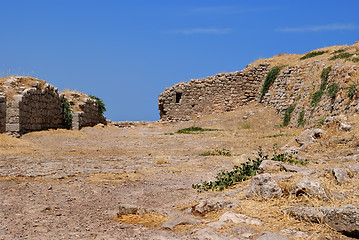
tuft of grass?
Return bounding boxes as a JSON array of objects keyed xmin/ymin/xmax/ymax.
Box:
[
  {"xmin": 330, "ymin": 52, "xmax": 354, "ymax": 61},
  {"xmin": 199, "ymin": 148, "xmax": 232, "ymax": 157},
  {"xmin": 282, "ymin": 105, "xmax": 295, "ymax": 127},
  {"xmin": 272, "ymin": 144, "xmax": 308, "ymax": 165},
  {"xmin": 239, "ymin": 122, "xmax": 252, "ymax": 129},
  {"xmin": 300, "ymin": 50, "xmax": 328, "ymax": 60},
  {"xmin": 297, "ymin": 109, "xmax": 306, "ymax": 127},
  {"xmin": 310, "ymin": 90, "xmax": 324, "ymax": 108},
  {"xmin": 351, "ymin": 57, "xmax": 359, "ymax": 63},
  {"xmin": 316, "ymin": 117, "xmax": 326, "ymax": 127},
  {"xmin": 175, "ymin": 126, "xmax": 220, "ymax": 134},
  {"xmin": 311, "ymin": 66, "xmax": 332, "ymax": 109},
  {"xmin": 260, "ymin": 66, "xmax": 284, "ymax": 101},
  {"xmin": 346, "ymin": 82, "xmax": 358, "ymax": 100},
  {"xmin": 326, "ymin": 83, "xmax": 339, "ymax": 100}
]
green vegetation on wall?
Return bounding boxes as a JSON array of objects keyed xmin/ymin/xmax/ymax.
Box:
[
  {"xmin": 282, "ymin": 105, "xmax": 295, "ymax": 126},
  {"xmin": 89, "ymin": 95, "xmax": 106, "ymax": 115},
  {"xmin": 62, "ymin": 98, "xmax": 73, "ymax": 129},
  {"xmin": 346, "ymin": 82, "xmax": 358, "ymax": 100},
  {"xmin": 310, "ymin": 66, "xmax": 332, "ymax": 108},
  {"xmin": 260, "ymin": 66, "xmax": 283, "ymax": 101},
  {"xmin": 297, "ymin": 109, "xmax": 306, "ymax": 127}
]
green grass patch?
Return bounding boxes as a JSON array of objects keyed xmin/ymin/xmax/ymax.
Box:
[
  {"xmin": 346, "ymin": 82, "xmax": 358, "ymax": 100},
  {"xmin": 175, "ymin": 126, "xmax": 220, "ymax": 134},
  {"xmin": 297, "ymin": 110, "xmax": 306, "ymax": 127},
  {"xmin": 62, "ymin": 98, "xmax": 73, "ymax": 129},
  {"xmin": 330, "ymin": 52, "xmax": 354, "ymax": 61},
  {"xmin": 326, "ymin": 83, "xmax": 339, "ymax": 100},
  {"xmin": 199, "ymin": 148, "xmax": 232, "ymax": 157},
  {"xmin": 331, "ymin": 49, "xmax": 346, "ymax": 54},
  {"xmin": 260, "ymin": 66, "xmax": 284, "ymax": 101},
  {"xmin": 239, "ymin": 122, "xmax": 252, "ymax": 129},
  {"xmin": 282, "ymin": 105, "xmax": 295, "ymax": 127},
  {"xmin": 300, "ymin": 50, "xmax": 328, "ymax": 60}
]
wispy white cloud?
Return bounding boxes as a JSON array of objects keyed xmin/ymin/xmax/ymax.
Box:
[
  {"xmin": 189, "ymin": 6, "xmax": 280, "ymax": 15},
  {"xmin": 276, "ymin": 23, "xmax": 358, "ymax": 32},
  {"xmin": 167, "ymin": 28, "xmax": 232, "ymax": 35}
]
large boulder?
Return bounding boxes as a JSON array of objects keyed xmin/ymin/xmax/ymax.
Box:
[
  {"xmin": 161, "ymin": 216, "xmax": 201, "ymax": 230},
  {"xmin": 296, "ymin": 129, "xmax": 326, "ymax": 147},
  {"xmin": 294, "ymin": 177, "xmax": 328, "ymax": 200},
  {"xmin": 246, "ymin": 173, "xmax": 283, "ymax": 198},
  {"xmin": 285, "ymin": 205, "xmax": 359, "ymax": 237}
]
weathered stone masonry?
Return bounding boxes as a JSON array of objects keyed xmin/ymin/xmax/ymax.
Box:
[
  {"xmin": 0, "ymin": 94, "xmax": 6, "ymax": 132},
  {"xmin": 158, "ymin": 63, "xmax": 270, "ymax": 121},
  {"xmin": 0, "ymin": 76, "xmax": 106, "ymax": 136}
]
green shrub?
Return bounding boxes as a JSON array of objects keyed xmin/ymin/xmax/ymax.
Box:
[
  {"xmin": 192, "ymin": 147, "xmax": 267, "ymax": 192},
  {"xmin": 260, "ymin": 66, "xmax": 283, "ymax": 101},
  {"xmin": 176, "ymin": 126, "xmax": 219, "ymax": 134},
  {"xmin": 330, "ymin": 52, "xmax": 354, "ymax": 61},
  {"xmin": 346, "ymin": 82, "xmax": 358, "ymax": 100},
  {"xmin": 89, "ymin": 95, "xmax": 106, "ymax": 114},
  {"xmin": 282, "ymin": 105, "xmax": 295, "ymax": 126},
  {"xmin": 297, "ymin": 110, "xmax": 306, "ymax": 127},
  {"xmin": 300, "ymin": 50, "xmax": 328, "ymax": 60},
  {"xmin": 62, "ymin": 98, "xmax": 73, "ymax": 129},
  {"xmin": 192, "ymin": 146, "xmax": 306, "ymax": 192},
  {"xmin": 352, "ymin": 57, "xmax": 359, "ymax": 63},
  {"xmin": 320, "ymin": 66, "xmax": 332, "ymax": 90},
  {"xmin": 326, "ymin": 83, "xmax": 339, "ymax": 100},
  {"xmin": 199, "ymin": 148, "xmax": 232, "ymax": 157},
  {"xmin": 331, "ymin": 49, "xmax": 346, "ymax": 54}
]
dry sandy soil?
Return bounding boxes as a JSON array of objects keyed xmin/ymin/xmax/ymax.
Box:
[{"xmin": 0, "ymin": 103, "xmax": 358, "ymax": 239}]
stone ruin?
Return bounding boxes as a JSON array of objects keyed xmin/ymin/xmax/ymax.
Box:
[
  {"xmin": 0, "ymin": 76, "xmax": 106, "ymax": 136},
  {"xmin": 159, "ymin": 61, "xmax": 359, "ymax": 127},
  {"xmin": 158, "ymin": 63, "xmax": 270, "ymax": 121},
  {"xmin": 62, "ymin": 90, "xmax": 106, "ymax": 130}
]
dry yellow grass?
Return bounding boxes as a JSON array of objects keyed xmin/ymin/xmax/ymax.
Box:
[
  {"xmin": 87, "ymin": 173, "xmax": 142, "ymax": 184},
  {"xmin": 114, "ymin": 213, "xmax": 171, "ymax": 228}
]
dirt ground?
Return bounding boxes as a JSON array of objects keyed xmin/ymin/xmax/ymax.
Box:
[{"xmin": 0, "ymin": 103, "xmax": 358, "ymax": 240}]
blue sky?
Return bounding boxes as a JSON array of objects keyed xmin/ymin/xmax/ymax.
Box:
[{"xmin": 0, "ymin": 0, "xmax": 358, "ymax": 121}]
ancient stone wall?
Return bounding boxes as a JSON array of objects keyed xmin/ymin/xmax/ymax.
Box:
[
  {"xmin": 158, "ymin": 63, "xmax": 270, "ymax": 121},
  {"xmin": 71, "ymin": 98, "xmax": 106, "ymax": 130},
  {"xmin": 0, "ymin": 94, "xmax": 6, "ymax": 133},
  {"xmin": 63, "ymin": 91, "xmax": 106, "ymax": 130},
  {"xmin": 260, "ymin": 61, "xmax": 359, "ymax": 126},
  {"xmin": 6, "ymin": 82, "xmax": 64, "ymax": 136}
]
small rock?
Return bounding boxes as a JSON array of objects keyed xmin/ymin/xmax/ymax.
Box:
[
  {"xmin": 257, "ymin": 160, "xmax": 282, "ymax": 173},
  {"xmin": 192, "ymin": 198, "xmax": 240, "ymax": 215},
  {"xmin": 281, "ymin": 164, "xmax": 303, "ymax": 173},
  {"xmin": 256, "ymin": 232, "xmax": 290, "ymax": 240},
  {"xmin": 243, "ymin": 115, "xmax": 248, "ymax": 119},
  {"xmin": 190, "ymin": 228, "xmax": 231, "ymax": 240},
  {"xmin": 206, "ymin": 221, "xmax": 225, "ymax": 229},
  {"xmin": 347, "ymin": 164, "xmax": 359, "ymax": 173},
  {"xmin": 339, "ymin": 122, "xmax": 352, "ymax": 131},
  {"xmin": 219, "ymin": 211, "xmax": 263, "ymax": 225},
  {"xmin": 294, "ymin": 177, "xmax": 328, "ymax": 200},
  {"xmin": 332, "ymin": 167, "xmax": 349, "ymax": 184},
  {"xmin": 280, "ymin": 229, "xmax": 309, "ymax": 238},
  {"xmin": 232, "ymin": 226, "xmax": 258, "ymax": 238},
  {"xmin": 161, "ymin": 216, "xmax": 201, "ymax": 230},
  {"xmin": 118, "ymin": 204, "xmax": 151, "ymax": 217},
  {"xmin": 246, "ymin": 173, "xmax": 283, "ymax": 198}
]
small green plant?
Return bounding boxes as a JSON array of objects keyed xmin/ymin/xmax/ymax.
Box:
[
  {"xmin": 351, "ymin": 57, "xmax": 359, "ymax": 63},
  {"xmin": 297, "ymin": 110, "xmax": 306, "ymax": 127},
  {"xmin": 89, "ymin": 95, "xmax": 106, "ymax": 115},
  {"xmin": 62, "ymin": 98, "xmax": 73, "ymax": 129},
  {"xmin": 326, "ymin": 83, "xmax": 339, "ymax": 100},
  {"xmin": 176, "ymin": 126, "xmax": 219, "ymax": 134},
  {"xmin": 300, "ymin": 50, "xmax": 328, "ymax": 60},
  {"xmin": 199, "ymin": 148, "xmax": 232, "ymax": 157},
  {"xmin": 330, "ymin": 52, "xmax": 354, "ymax": 61},
  {"xmin": 260, "ymin": 66, "xmax": 283, "ymax": 101},
  {"xmin": 272, "ymin": 144, "xmax": 308, "ymax": 166},
  {"xmin": 346, "ymin": 82, "xmax": 358, "ymax": 100},
  {"xmin": 320, "ymin": 66, "xmax": 332, "ymax": 90},
  {"xmin": 282, "ymin": 105, "xmax": 295, "ymax": 127}
]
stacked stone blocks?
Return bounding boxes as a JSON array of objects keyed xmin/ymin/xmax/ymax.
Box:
[{"xmin": 158, "ymin": 63, "xmax": 270, "ymax": 121}]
